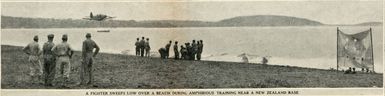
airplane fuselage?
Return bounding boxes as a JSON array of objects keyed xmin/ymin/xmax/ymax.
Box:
[
  {"xmin": 91, "ymin": 14, "xmax": 108, "ymax": 21},
  {"xmin": 84, "ymin": 12, "xmax": 114, "ymax": 21}
]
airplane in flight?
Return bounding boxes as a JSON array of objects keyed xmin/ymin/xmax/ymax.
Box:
[{"xmin": 83, "ymin": 12, "xmax": 115, "ymax": 21}]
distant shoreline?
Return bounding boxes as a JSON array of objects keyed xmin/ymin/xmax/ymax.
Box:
[
  {"xmin": 2, "ymin": 15, "xmax": 382, "ymax": 29},
  {"xmin": 1, "ymin": 25, "xmax": 382, "ymax": 29}
]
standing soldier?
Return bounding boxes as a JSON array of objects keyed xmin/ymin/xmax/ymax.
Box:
[
  {"xmin": 180, "ymin": 45, "xmax": 187, "ymax": 60},
  {"xmin": 191, "ymin": 40, "xmax": 198, "ymax": 60},
  {"xmin": 135, "ymin": 38, "xmax": 140, "ymax": 56},
  {"xmin": 165, "ymin": 41, "xmax": 172, "ymax": 59},
  {"xmin": 145, "ymin": 38, "xmax": 151, "ymax": 57},
  {"xmin": 42, "ymin": 34, "xmax": 56, "ymax": 86},
  {"xmin": 81, "ymin": 33, "xmax": 100, "ymax": 86},
  {"xmin": 139, "ymin": 37, "xmax": 146, "ymax": 57},
  {"xmin": 173, "ymin": 41, "xmax": 179, "ymax": 59},
  {"xmin": 197, "ymin": 40, "xmax": 204, "ymax": 60},
  {"xmin": 23, "ymin": 35, "xmax": 42, "ymax": 84},
  {"xmin": 185, "ymin": 43, "xmax": 191, "ymax": 60},
  {"xmin": 51, "ymin": 34, "xmax": 74, "ymax": 87}
]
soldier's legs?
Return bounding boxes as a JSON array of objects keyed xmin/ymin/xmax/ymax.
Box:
[
  {"xmin": 54, "ymin": 58, "xmax": 64, "ymax": 86},
  {"xmin": 29, "ymin": 56, "xmax": 42, "ymax": 84},
  {"xmin": 160, "ymin": 52, "xmax": 164, "ymax": 59},
  {"xmin": 145, "ymin": 49, "xmax": 149, "ymax": 57},
  {"xmin": 87, "ymin": 58, "xmax": 93, "ymax": 85},
  {"xmin": 62, "ymin": 59, "xmax": 71, "ymax": 86},
  {"xmin": 189, "ymin": 52, "xmax": 194, "ymax": 60},
  {"xmin": 43, "ymin": 60, "xmax": 49, "ymax": 84},
  {"xmin": 44, "ymin": 58, "xmax": 56, "ymax": 85},
  {"xmin": 136, "ymin": 47, "xmax": 140, "ymax": 56},
  {"xmin": 54, "ymin": 57, "xmax": 70, "ymax": 87},
  {"xmin": 80, "ymin": 58, "xmax": 87, "ymax": 85},
  {"xmin": 192, "ymin": 52, "xmax": 197, "ymax": 60},
  {"xmin": 81, "ymin": 55, "xmax": 93, "ymax": 85},
  {"xmin": 140, "ymin": 48, "xmax": 145, "ymax": 57},
  {"xmin": 29, "ymin": 61, "xmax": 37, "ymax": 83},
  {"xmin": 135, "ymin": 48, "xmax": 138, "ymax": 56},
  {"xmin": 47, "ymin": 59, "xmax": 56, "ymax": 85},
  {"xmin": 147, "ymin": 49, "xmax": 151, "ymax": 57},
  {"xmin": 174, "ymin": 52, "xmax": 179, "ymax": 59},
  {"xmin": 197, "ymin": 52, "xmax": 201, "ymax": 60}
]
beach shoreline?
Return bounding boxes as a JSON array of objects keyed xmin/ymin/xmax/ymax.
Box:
[{"xmin": 1, "ymin": 45, "xmax": 382, "ymax": 89}]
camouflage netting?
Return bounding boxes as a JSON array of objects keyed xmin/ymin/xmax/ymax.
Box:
[{"xmin": 337, "ymin": 28, "xmax": 373, "ymax": 70}]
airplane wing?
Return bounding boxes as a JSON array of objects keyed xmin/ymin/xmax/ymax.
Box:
[
  {"xmin": 82, "ymin": 16, "xmax": 91, "ymax": 20},
  {"xmin": 82, "ymin": 18, "xmax": 91, "ymax": 20},
  {"xmin": 106, "ymin": 16, "xmax": 116, "ymax": 19}
]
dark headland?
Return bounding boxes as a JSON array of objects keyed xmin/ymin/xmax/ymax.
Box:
[
  {"xmin": 1, "ymin": 15, "xmax": 382, "ymax": 28},
  {"xmin": 1, "ymin": 45, "xmax": 382, "ymax": 89}
]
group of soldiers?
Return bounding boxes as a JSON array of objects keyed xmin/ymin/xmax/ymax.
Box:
[
  {"xmin": 135, "ymin": 37, "xmax": 151, "ymax": 57},
  {"xmin": 23, "ymin": 33, "xmax": 100, "ymax": 88},
  {"xmin": 134, "ymin": 37, "xmax": 204, "ymax": 61},
  {"xmin": 159, "ymin": 40, "xmax": 204, "ymax": 60}
]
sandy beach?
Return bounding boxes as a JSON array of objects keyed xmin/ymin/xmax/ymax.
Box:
[{"xmin": 1, "ymin": 45, "xmax": 382, "ymax": 89}]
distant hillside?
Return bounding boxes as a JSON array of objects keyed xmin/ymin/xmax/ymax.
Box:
[
  {"xmin": 1, "ymin": 16, "xmax": 173, "ymax": 28},
  {"xmin": 354, "ymin": 22, "xmax": 383, "ymax": 26},
  {"xmin": 216, "ymin": 15, "xmax": 324, "ymax": 26},
  {"xmin": 2, "ymin": 15, "xmax": 328, "ymax": 28}
]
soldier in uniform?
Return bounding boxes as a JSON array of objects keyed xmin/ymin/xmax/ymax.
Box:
[
  {"xmin": 135, "ymin": 38, "xmax": 140, "ymax": 56},
  {"xmin": 165, "ymin": 41, "xmax": 172, "ymax": 59},
  {"xmin": 145, "ymin": 38, "xmax": 151, "ymax": 57},
  {"xmin": 185, "ymin": 43, "xmax": 191, "ymax": 60},
  {"xmin": 139, "ymin": 37, "xmax": 146, "ymax": 57},
  {"xmin": 180, "ymin": 45, "xmax": 187, "ymax": 60},
  {"xmin": 42, "ymin": 34, "xmax": 56, "ymax": 86},
  {"xmin": 173, "ymin": 41, "xmax": 179, "ymax": 59},
  {"xmin": 23, "ymin": 35, "xmax": 43, "ymax": 84},
  {"xmin": 197, "ymin": 40, "xmax": 204, "ymax": 60},
  {"xmin": 51, "ymin": 34, "xmax": 74, "ymax": 87},
  {"xmin": 191, "ymin": 40, "xmax": 197, "ymax": 60},
  {"xmin": 158, "ymin": 48, "xmax": 167, "ymax": 59},
  {"xmin": 80, "ymin": 33, "xmax": 100, "ymax": 86}
]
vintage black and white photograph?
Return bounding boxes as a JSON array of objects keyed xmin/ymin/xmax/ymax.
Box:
[{"xmin": 1, "ymin": 0, "xmax": 383, "ymax": 92}]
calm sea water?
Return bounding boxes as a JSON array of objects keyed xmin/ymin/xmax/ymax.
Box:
[{"xmin": 1, "ymin": 26, "xmax": 383, "ymax": 72}]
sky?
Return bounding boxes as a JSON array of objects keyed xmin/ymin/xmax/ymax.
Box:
[{"xmin": 1, "ymin": 1, "xmax": 383, "ymax": 24}]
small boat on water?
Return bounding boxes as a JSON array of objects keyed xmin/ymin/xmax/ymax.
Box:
[{"xmin": 97, "ymin": 30, "xmax": 110, "ymax": 32}]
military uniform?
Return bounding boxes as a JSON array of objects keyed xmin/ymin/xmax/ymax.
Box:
[
  {"xmin": 158, "ymin": 48, "xmax": 167, "ymax": 59},
  {"xmin": 173, "ymin": 44, "xmax": 179, "ymax": 59},
  {"xmin": 139, "ymin": 39, "xmax": 146, "ymax": 57},
  {"xmin": 197, "ymin": 42, "xmax": 203, "ymax": 60},
  {"xmin": 51, "ymin": 35, "xmax": 73, "ymax": 87},
  {"xmin": 135, "ymin": 40, "xmax": 140, "ymax": 56},
  {"xmin": 42, "ymin": 34, "xmax": 56, "ymax": 86},
  {"xmin": 191, "ymin": 42, "xmax": 197, "ymax": 60},
  {"xmin": 165, "ymin": 43, "xmax": 171, "ymax": 59},
  {"xmin": 180, "ymin": 46, "xmax": 187, "ymax": 60},
  {"xmin": 81, "ymin": 34, "xmax": 99, "ymax": 85},
  {"xmin": 185, "ymin": 43, "xmax": 191, "ymax": 60},
  {"xmin": 145, "ymin": 40, "xmax": 151, "ymax": 57},
  {"xmin": 23, "ymin": 37, "xmax": 43, "ymax": 83}
]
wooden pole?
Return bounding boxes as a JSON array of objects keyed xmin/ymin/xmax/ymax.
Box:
[
  {"xmin": 336, "ymin": 27, "xmax": 339, "ymax": 71},
  {"xmin": 370, "ymin": 28, "xmax": 374, "ymax": 73}
]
